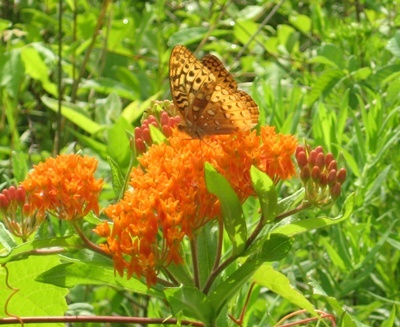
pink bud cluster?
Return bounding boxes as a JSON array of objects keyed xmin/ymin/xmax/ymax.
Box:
[
  {"xmin": 296, "ymin": 145, "xmax": 346, "ymax": 206},
  {"xmin": 134, "ymin": 110, "xmax": 181, "ymax": 154},
  {"xmin": 0, "ymin": 186, "xmax": 44, "ymax": 241}
]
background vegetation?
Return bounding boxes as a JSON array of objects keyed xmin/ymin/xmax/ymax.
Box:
[{"xmin": 0, "ymin": 0, "xmax": 399, "ymax": 326}]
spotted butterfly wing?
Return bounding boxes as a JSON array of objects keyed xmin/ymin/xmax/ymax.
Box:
[{"xmin": 169, "ymin": 45, "xmax": 259, "ymax": 138}]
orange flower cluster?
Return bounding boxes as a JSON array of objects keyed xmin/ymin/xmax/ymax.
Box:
[
  {"xmin": 95, "ymin": 127, "xmax": 297, "ymax": 286},
  {"xmin": 22, "ymin": 154, "xmax": 103, "ymax": 220}
]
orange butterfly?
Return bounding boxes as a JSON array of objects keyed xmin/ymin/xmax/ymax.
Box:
[{"xmin": 169, "ymin": 45, "xmax": 259, "ymax": 138}]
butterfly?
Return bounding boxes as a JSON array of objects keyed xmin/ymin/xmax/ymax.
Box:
[{"xmin": 169, "ymin": 45, "xmax": 259, "ymax": 138}]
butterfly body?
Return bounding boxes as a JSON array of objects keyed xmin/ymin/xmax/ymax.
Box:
[{"xmin": 169, "ymin": 45, "xmax": 259, "ymax": 138}]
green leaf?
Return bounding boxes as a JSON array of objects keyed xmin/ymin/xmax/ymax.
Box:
[
  {"xmin": 107, "ymin": 156, "xmax": 125, "ymax": 198},
  {"xmin": 21, "ymin": 46, "xmax": 57, "ymax": 96},
  {"xmin": 149, "ymin": 124, "xmax": 167, "ymax": 145},
  {"xmin": 271, "ymin": 192, "xmax": 355, "ymax": 237},
  {"xmin": 168, "ymin": 27, "xmax": 227, "ymax": 47},
  {"xmin": 208, "ymin": 234, "xmax": 291, "ymax": 317},
  {"xmin": 0, "ymin": 49, "xmax": 25, "ymax": 98},
  {"xmin": 0, "ymin": 223, "xmax": 18, "ymax": 252},
  {"xmin": 0, "ymin": 236, "xmax": 83, "ymax": 264},
  {"xmin": 250, "ymin": 166, "xmax": 277, "ymax": 224},
  {"xmin": 107, "ymin": 116, "xmax": 132, "ymax": 168},
  {"xmin": 11, "ymin": 150, "xmax": 28, "ymax": 182},
  {"xmin": 165, "ymin": 286, "xmax": 213, "ymax": 324},
  {"xmin": 80, "ymin": 78, "xmax": 139, "ymax": 100},
  {"xmin": 204, "ymin": 163, "xmax": 246, "ymax": 255},
  {"xmin": 306, "ymin": 69, "xmax": 345, "ymax": 106},
  {"xmin": 0, "ymin": 256, "xmax": 68, "ymax": 324},
  {"xmin": 196, "ymin": 221, "xmax": 218, "ymax": 288},
  {"xmin": 289, "ymin": 14, "xmax": 311, "ymax": 33},
  {"xmin": 37, "ymin": 262, "xmax": 163, "ymax": 298},
  {"xmin": 254, "ymin": 234, "xmax": 293, "ymax": 262},
  {"xmin": 254, "ymin": 265, "xmax": 316, "ymax": 315},
  {"xmin": 381, "ymin": 306, "xmax": 396, "ymax": 327},
  {"xmin": 42, "ymin": 96, "xmax": 102, "ymax": 135},
  {"xmin": 386, "ymin": 31, "xmax": 400, "ymax": 57}
]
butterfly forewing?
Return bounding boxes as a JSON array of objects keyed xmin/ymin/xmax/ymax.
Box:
[{"xmin": 169, "ymin": 45, "xmax": 259, "ymax": 138}]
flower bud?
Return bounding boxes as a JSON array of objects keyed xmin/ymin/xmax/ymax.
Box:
[
  {"xmin": 311, "ymin": 166, "xmax": 321, "ymax": 182},
  {"xmin": 325, "ymin": 153, "xmax": 334, "ymax": 167},
  {"xmin": 135, "ymin": 138, "xmax": 146, "ymax": 155},
  {"xmin": 316, "ymin": 153, "xmax": 325, "ymax": 169},
  {"xmin": 330, "ymin": 182, "xmax": 341, "ymax": 199},
  {"xmin": 328, "ymin": 160, "xmax": 337, "ymax": 172},
  {"xmin": 296, "ymin": 151, "xmax": 308, "ymax": 168},
  {"xmin": 308, "ymin": 150, "xmax": 317, "ymax": 165},
  {"xmin": 16, "ymin": 186, "xmax": 26, "ymax": 204},
  {"xmin": 327, "ymin": 169, "xmax": 337, "ymax": 185},
  {"xmin": 337, "ymin": 168, "xmax": 347, "ymax": 184}
]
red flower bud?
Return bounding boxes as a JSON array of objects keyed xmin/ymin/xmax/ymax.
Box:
[
  {"xmin": 330, "ymin": 182, "xmax": 341, "ymax": 199},
  {"xmin": 311, "ymin": 166, "xmax": 321, "ymax": 182},
  {"xmin": 325, "ymin": 153, "xmax": 334, "ymax": 167},
  {"xmin": 327, "ymin": 169, "xmax": 337, "ymax": 185},
  {"xmin": 327, "ymin": 160, "xmax": 337, "ymax": 172},
  {"xmin": 142, "ymin": 127, "xmax": 151, "ymax": 143},
  {"xmin": 16, "ymin": 186, "xmax": 26, "ymax": 203},
  {"xmin": 134, "ymin": 127, "xmax": 142, "ymax": 140},
  {"xmin": 308, "ymin": 150, "xmax": 317, "ymax": 165},
  {"xmin": 337, "ymin": 168, "xmax": 347, "ymax": 184},
  {"xmin": 0, "ymin": 194, "xmax": 9, "ymax": 208},
  {"xmin": 316, "ymin": 153, "xmax": 325, "ymax": 169},
  {"xmin": 296, "ymin": 151, "xmax": 308, "ymax": 168},
  {"xmin": 135, "ymin": 138, "xmax": 146, "ymax": 155}
]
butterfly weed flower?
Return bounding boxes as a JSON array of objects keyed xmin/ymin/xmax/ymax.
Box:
[
  {"xmin": 22, "ymin": 154, "xmax": 103, "ymax": 221},
  {"xmin": 95, "ymin": 126, "xmax": 297, "ymax": 286},
  {"xmin": 296, "ymin": 145, "xmax": 347, "ymax": 207},
  {"xmin": 0, "ymin": 186, "xmax": 45, "ymax": 241}
]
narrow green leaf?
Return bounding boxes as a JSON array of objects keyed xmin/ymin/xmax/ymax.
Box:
[
  {"xmin": 0, "ymin": 223, "xmax": 18, "ymax": 251},
  {"xmin": 37, "ymin": 262, "xmax": 163, "ymax": 298},
  {"xmin": 208, "ymin": 235, "xmax": 291, "ymax": 317},
  {"xmin": 80, "ymin": 78, "xmax": 138, "ymax": 100},
  {"xmin": 107, "ymin": 156, "xmax": 125, "ymax": 198},
  {"xmin": 250, "ymin": 166, "xmax": 277, "ymax": 224},
  {"xmin": 0, "ymin": 236, "xmax": 83, "ymax": 264},
  {"xmin": 0, "ymin": 49, "xmax": 24, "ymax": 98},
  {"xmin": 21, "ymin": 46, "xmax": 57, "ymax": 96},
  {"xmin": 11, "ymin": 150, "xmax": 28, "ymax": 182},
  {"xmin": 107, "ymin": 116, "xmax": 132, "ymax": 168},
  {"xmin": 381, "ymin": 306, "xmax": 396, "ymax": 327},
  {"xmin": 254, "ymin": 265, "xmax": 316, "ymax": 315},
  {"xmin": 204, "ymin": 163, "xmax": 246, "ymax": 255},
  {"xmin": 42, "ymin": 96, "xmax": 102, "ymax": 135},
  {"xmin": 165, "ymin": 286, "xmax": 213, "ymax": 324},
  {"xmin": 271, "ymin": 192, "xmax": 354, "ymax": 237}
]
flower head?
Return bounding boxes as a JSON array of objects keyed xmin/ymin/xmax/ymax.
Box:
[
  {"xmin": 0, "ymin": 185, "xmax": 45, "ymax": 241},
  {"xmin": 296, "ymin": 145, "xmax": 347, "ymax": 206},
  {"xmin": 22, "ymin": 154, "xmax": 103, "ymax": 220},
  {"xmin": 96, "ymin": 125, "xmax": 297, "ymax": 286}
]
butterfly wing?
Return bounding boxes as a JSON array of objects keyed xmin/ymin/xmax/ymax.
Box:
[{"xmin": 169, "ymin": 45, "xmax": 259, "ymax": 138}]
